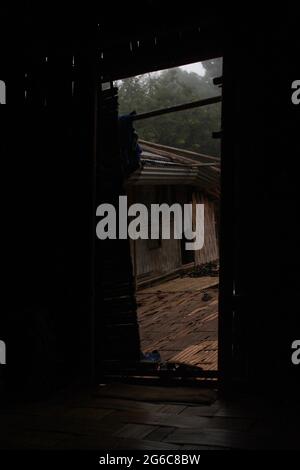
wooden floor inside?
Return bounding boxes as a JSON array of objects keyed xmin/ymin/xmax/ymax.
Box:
[
  {"xmin": 1, "ymin": 383, "xmax": 299, "ymax": 450},
  {"xmin": 2, "ymin": 278, "xmax": 298, "ymax": 450},
  {"xmin": 137, "ymin": 275, "xmax": 219, "ymax": 371}
]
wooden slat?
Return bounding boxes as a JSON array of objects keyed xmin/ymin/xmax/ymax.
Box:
[{"xmin": 137, "ymin": 276, "xmax": 218, "ymax": 370}]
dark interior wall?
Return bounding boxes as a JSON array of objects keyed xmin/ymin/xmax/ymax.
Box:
[
  {"xmin": 0, "ymin": 8, "xmax": 299, "ymax": 396},
  {"xmin": 0, "ymin": 51, "xmax": 97, "ymax": 394},
  {"xmin": 219, "ymin": 22, "xmax": 300, "ymax": 388}
]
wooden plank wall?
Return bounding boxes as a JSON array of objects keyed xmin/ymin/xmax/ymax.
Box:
[
  {"xmin": 194, "ymin": 193, "xmax": 219, "ymax": 266},
  {"xmin": 135, "ymin": 237, "xmax": 182, "ymax": 279},
  {"xmin": 128, "ymin": 186, "xmax": 219, "ymax": 281},
  {"xmin": 129, "ymin": 186, "xmax": 182, "ymax": 279}
]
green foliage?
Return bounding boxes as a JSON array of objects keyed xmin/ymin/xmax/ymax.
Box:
[{"xmin": 118, "ymin": 60, "xmax": 222, "ymax": 157}]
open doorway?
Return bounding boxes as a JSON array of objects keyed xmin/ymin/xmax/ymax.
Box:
[{"xmin": 117, "ymin": 58, "xmax": 222, "ymax": 378}]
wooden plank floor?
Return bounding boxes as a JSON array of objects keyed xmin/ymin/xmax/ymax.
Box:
[
  {"xmin": 137, "ymin": 276, "xmax": 219, "ymax": 371},
  {"xmin": 1, "ymin": 384, "xmax": 299, "ymax": 450}
]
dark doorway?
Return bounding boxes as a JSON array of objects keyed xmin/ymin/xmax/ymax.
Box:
[{"xmin": 113, "ymin": 58, "xmax": 222, "ymax": 379}]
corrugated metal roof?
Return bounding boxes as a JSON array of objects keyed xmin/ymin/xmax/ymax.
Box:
[{"xmin": 127, "ymin": 140, "xmax": 220, "ymax": 198}]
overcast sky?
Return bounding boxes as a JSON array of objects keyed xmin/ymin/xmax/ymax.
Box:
[{"xmin": 179, "ymin": 62, "xmax": 206, "ymax": 76}]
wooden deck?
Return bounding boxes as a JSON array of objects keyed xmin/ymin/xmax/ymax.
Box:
[{"xmin": 137, "ymin": 276, "xmax": 219, "ymax": 371}]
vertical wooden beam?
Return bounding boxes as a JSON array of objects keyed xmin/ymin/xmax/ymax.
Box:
[{"xmin": 218, "ymin": 49, "xmax": 234, "ymax": 393}]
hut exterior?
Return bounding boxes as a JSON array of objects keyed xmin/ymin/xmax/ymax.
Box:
[{"xmin": 126, "ymin": 140, "xmax": 220, "ymax": 285}]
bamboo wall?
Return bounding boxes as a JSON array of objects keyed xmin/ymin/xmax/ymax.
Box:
[
  {"xmin": 128, "ymin": 185, "xmax": 219, "ymax": 281},
  {"xmin": 194, "ymin": 193, "xmax": 219, "ymax": 266}
]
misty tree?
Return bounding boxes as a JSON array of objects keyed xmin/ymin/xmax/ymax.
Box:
[{"xmin": 118, "ymin": 59, "xmax": 222, "ymax": 157}]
